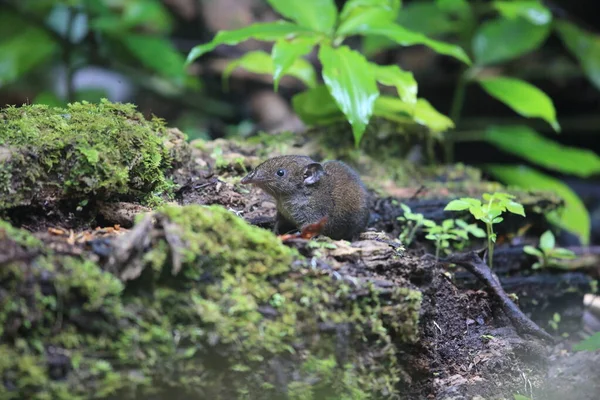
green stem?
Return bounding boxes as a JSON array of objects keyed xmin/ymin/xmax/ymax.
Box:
[
  {"xmin": 486, "ymin": 223, "xmax": 494, "ymax": 268},
  {"xmin": 445, "ymin": 70, "xmax": 469, "ymax": 164},
  {"xmin": 435, "ymin": 239, "xmax": 440, "ymax": 262},
  {"xmin": 407, "ymin": 222, "xmax": 421, "ymax": 247}
]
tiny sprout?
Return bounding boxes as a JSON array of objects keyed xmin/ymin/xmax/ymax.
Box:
[
  {"xmin": 425, "ymin": 218, "xmax": 485, "ymax": 262},
  {"xmin": 523, "ymin": 230, "xmax": 576, "ymax": 270},
  {"xmin": 397, "ymin": 203, "xmax": 436, "ymax": 246}
]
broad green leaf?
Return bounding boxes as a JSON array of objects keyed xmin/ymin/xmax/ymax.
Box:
[
  {"xmin": 473, "ymin": 17, "xmax": 550, "ymax": 65},
  {"xmin": 493, "ymin": 1, "xmax": 552, "ymax": 25},
  {"xmin": 444, "ymin": 200, "xmax": 472, "ymax": 211},
  {"xmin": 223, "ymin": 51, "xmax": 316, "ymax": 89},
  {"xmin": 373, "ymin": 97, "xmax": 453, "ymax": 134},
  {"xmin": 370, "ymin": 64, "xmax": 417, "ymax": 104},
  {"xmin": 319, "ymin": 45, "xmax": 379, "ymax": 145},
  {"xmin": 523, "ymin": 245, "xmax": 543, "ymax": 257},
  {"xmin": 483, "ymin": 125, "xmax": 600, "ymax": 177},
  {"xmin": 0, "ymin": 26, "xmax": 58, "ymax": 87},
  {"xmin": 478, "ymin": 77, "xmax": 559, "ymax": 131},
  {"xmin": 506, "ymin": 201, "xmax": 525, "ymax": 217},
  {"xmin": 436, "ymin": 0, "xmax": 470, "ymax": 13},
  {"xmin": 555, "ymin": 21, "xmax": 600, "ymax": 91},
  {"xmin": 573, "ymin": 332, "xmax": 600, "ymax": 352},
  {"xmin": 486, "ymin": 165, "xmax": 590, "ymax": 245},
  {"xmin": 122, "ymin": 0, "xmax": 172, "ymax": 33},
  {"xmin": 292, "ymin": 85, "xmax": 345, "ymax": 125},
  {"xmin": 267, "ymin": 0, "xmax": 337, "ymax": 34},
  {"xmin": 272, "ymin": 37, "xmax": 317, "ymax": 91},
  {"xmin": 186, "ymin": 22, "xmax": 313, "ymax": 65},
  {"xmin": 397, "ymin": 2, "xmax": 461, "ymax": 36},
  {"xmin": 539, "ymin": 230, "xmax": 555, "ymax": 251},
  {"xmin": 550, "ymin": 248, "xmax": 575, "ymax": 259},
  {"xmin": 337, "ymin": 16, "xmax": 471, "ymax": 64},
  {"xmin": 340, "ymin": 0, "xmax": 401, "ymax": 20},
  {"xmin": 122, "ymin": 34, "xmax": 191, "ymax": 84},
  {"xmin": 413, "ymin": 99, "xmax": 454, "ymax": 133}
]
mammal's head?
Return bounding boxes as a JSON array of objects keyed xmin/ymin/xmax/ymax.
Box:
[{"xmin": 240, "ymin": 155, "xmax": 325, "ymax": 198}]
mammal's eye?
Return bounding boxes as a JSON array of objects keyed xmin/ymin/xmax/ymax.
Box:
[{"xmin": 276, "ymin": 169, "xmax": 285, "ymax": 177}]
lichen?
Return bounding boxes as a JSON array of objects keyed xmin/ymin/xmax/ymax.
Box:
[
  {"xmin": 0, "ymin": 99, "xmax": 182, "ymax": 210},
  {"xmin": 0, "ymin": 205, "xmax": 422, "ymax": 399}
]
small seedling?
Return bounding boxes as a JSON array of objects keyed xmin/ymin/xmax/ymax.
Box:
[
  {"xmin": 444, "ymin": 192, "xmax": 525, "ymax": 268},
  {"xmin": 523, "ymin": 230, "xmax": 576, "ymax": 270},
  {"xmin": 548, "ymin": 312, "xmax": 561, "ymax": 331},
  {"xmin": 425, "ymin": 218, "xmax": 485, "ymax": 261},
  {"xmin": 397, "ymin": 204, "xmax": 436, "ymax": 246}
]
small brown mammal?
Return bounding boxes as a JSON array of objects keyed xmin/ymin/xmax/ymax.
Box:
[{"xmin": 240, "ymin": 155, "xmax": 370, "ymax": 240}]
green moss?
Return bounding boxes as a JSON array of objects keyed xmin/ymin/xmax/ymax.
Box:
[
  {"xmin": 1, "ymin": 204, "xmax": 421, "ymax": 399},
  {"xmin": 0, "ymin": 99, "xmax": 181, "ymax": 209},
  {"xmin": 0, "ymin": 219, "xmax": 42, "ymax": 248}
]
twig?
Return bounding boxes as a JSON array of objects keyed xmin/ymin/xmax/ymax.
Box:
[{"xmin": 440, "ymin": 251, "xmax": 555, "ymax": 343}]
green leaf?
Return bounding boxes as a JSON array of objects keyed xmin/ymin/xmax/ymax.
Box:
[
  {"xmin": 340, "ymin": 0, "xmax": 401, "ymax": 21},
  {"xmin": 319, "ymin": 45, "xmax": 379, "ymax": 146},
  {"xmin": 539, "ymin": 230, "xmax": 555, "ymax": 251},
  {"xmin": 483, "ymin": 125, "xmax": 600, "ymax": 177},
  {"xmin": 444, "ymin": 199, "xmax": 472, "ymax": 211},
  {"xmin": 267, "ymin": 0, "xmax": 338, "ymax": 34},
  {"xmin": 550, "ymin": 248, "xmax": 576, "ymax": 259},
  {"xmin": 473, "ymin": 17, "xmax": 550, "ymax": 65},
  {"xmin": 478, "ymin": 77, "xmax": 560, "ymax": 131},
  {"xmin": 523, "ymin": 245, "xmax": 543, "ymax": 257},
  {"xmin": 223, "ymin": 51, "xmax": 316, "ymax": 90},
  {"xmin": 373, "ymin": 97, "xmax": 454, "ymax": 134},
  {"xmin": 371, "ymin": 64, "xmax": 418, "ymax": 104},
  {"xmin": 493, "ymin": 1, "xmax": 552, "ymax": 25},
  {"xmin": 337, "ymin": 17, "xmax": 471, "ymax": 64},
  {"xmin": 0, "ymin": 26, "xmax": 58, "ymax": 87},
  {"xmin": 555, "ymin": 21, "xmax": 600, "ymax": 91},
  {"xmin": 486, "ymin": 165, "xmax": 590, "ymax": 245},
  {"xmin": 272, "ymin": 37, "xmax": 318, "ymax": 91},
  {"xmin": 506, "ymin": 201, "xmax": 525, "ymax": 217},
  {"xmin": 186, "ymin": 22, "xmax": 313, "ymax": 65},
  {"xmin": 292, "ymin": 85, "xmax": 345, "ymax": 125},
  {"xmin": 414, "ymin": 99, "xmax": 455, "ymax": 133},
  {"xmin": 121, "ymin": 34, "xmax": 191, "ymax": 84},
  {"xmin": 397, "ymin": 0, "xmax": 471, "ymax": 37}
]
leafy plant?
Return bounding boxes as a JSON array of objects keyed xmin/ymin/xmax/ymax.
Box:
[
  {"xmin": 444, "ymin": 193, "xmax": 525, "ymax": 268},
  {"xmin": 548, "ymin": 312, "xmax": 561, "ymax": 332},
  {"xmin": 0, "ymin": 0, "xmax": 199, "ymax": 104},
  {"xmin": 523, "ymin": 230, "xmax": 576, "ymax": 270},
  {"xmin": 368, "ymin": 0, "xmax": 598, "ymax": 244},
  {"xmin": 186, "ymin": 0, "xmax": 470, "ymax": 147},
  {"xmin": 425, "ymin": 218, "xmax": 485, "ymax": 261},
  {"xmin": 397, "ymin": 203, "xmax": 436, "ymax": 246}
]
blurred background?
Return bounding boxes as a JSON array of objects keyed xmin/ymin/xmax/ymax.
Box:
[{"xmin": 1, "ymin": 0, "xmax": 599, "ymax": 244}]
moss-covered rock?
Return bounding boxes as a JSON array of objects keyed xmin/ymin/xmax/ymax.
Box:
[
  {"xmin": 0, "ymin": 99, "xmax": 189, "ymax": 210},
  {"xmin": 0, "ymin": 205, "xmax": 422, "ymax": 399}
]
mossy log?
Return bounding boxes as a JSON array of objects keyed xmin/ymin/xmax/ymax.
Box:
[
  {"xmin": 0, "ymin": 206, "xmax": 422, "ymax": 399},
  {"xmin": 0, "ymin": 100, "xmax": 190, "ymax": 212}
]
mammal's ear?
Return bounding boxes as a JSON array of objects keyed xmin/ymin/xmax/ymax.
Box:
[{"xmin": 303, "ymin": 163, "xmax": 324, "ymax": 185}]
